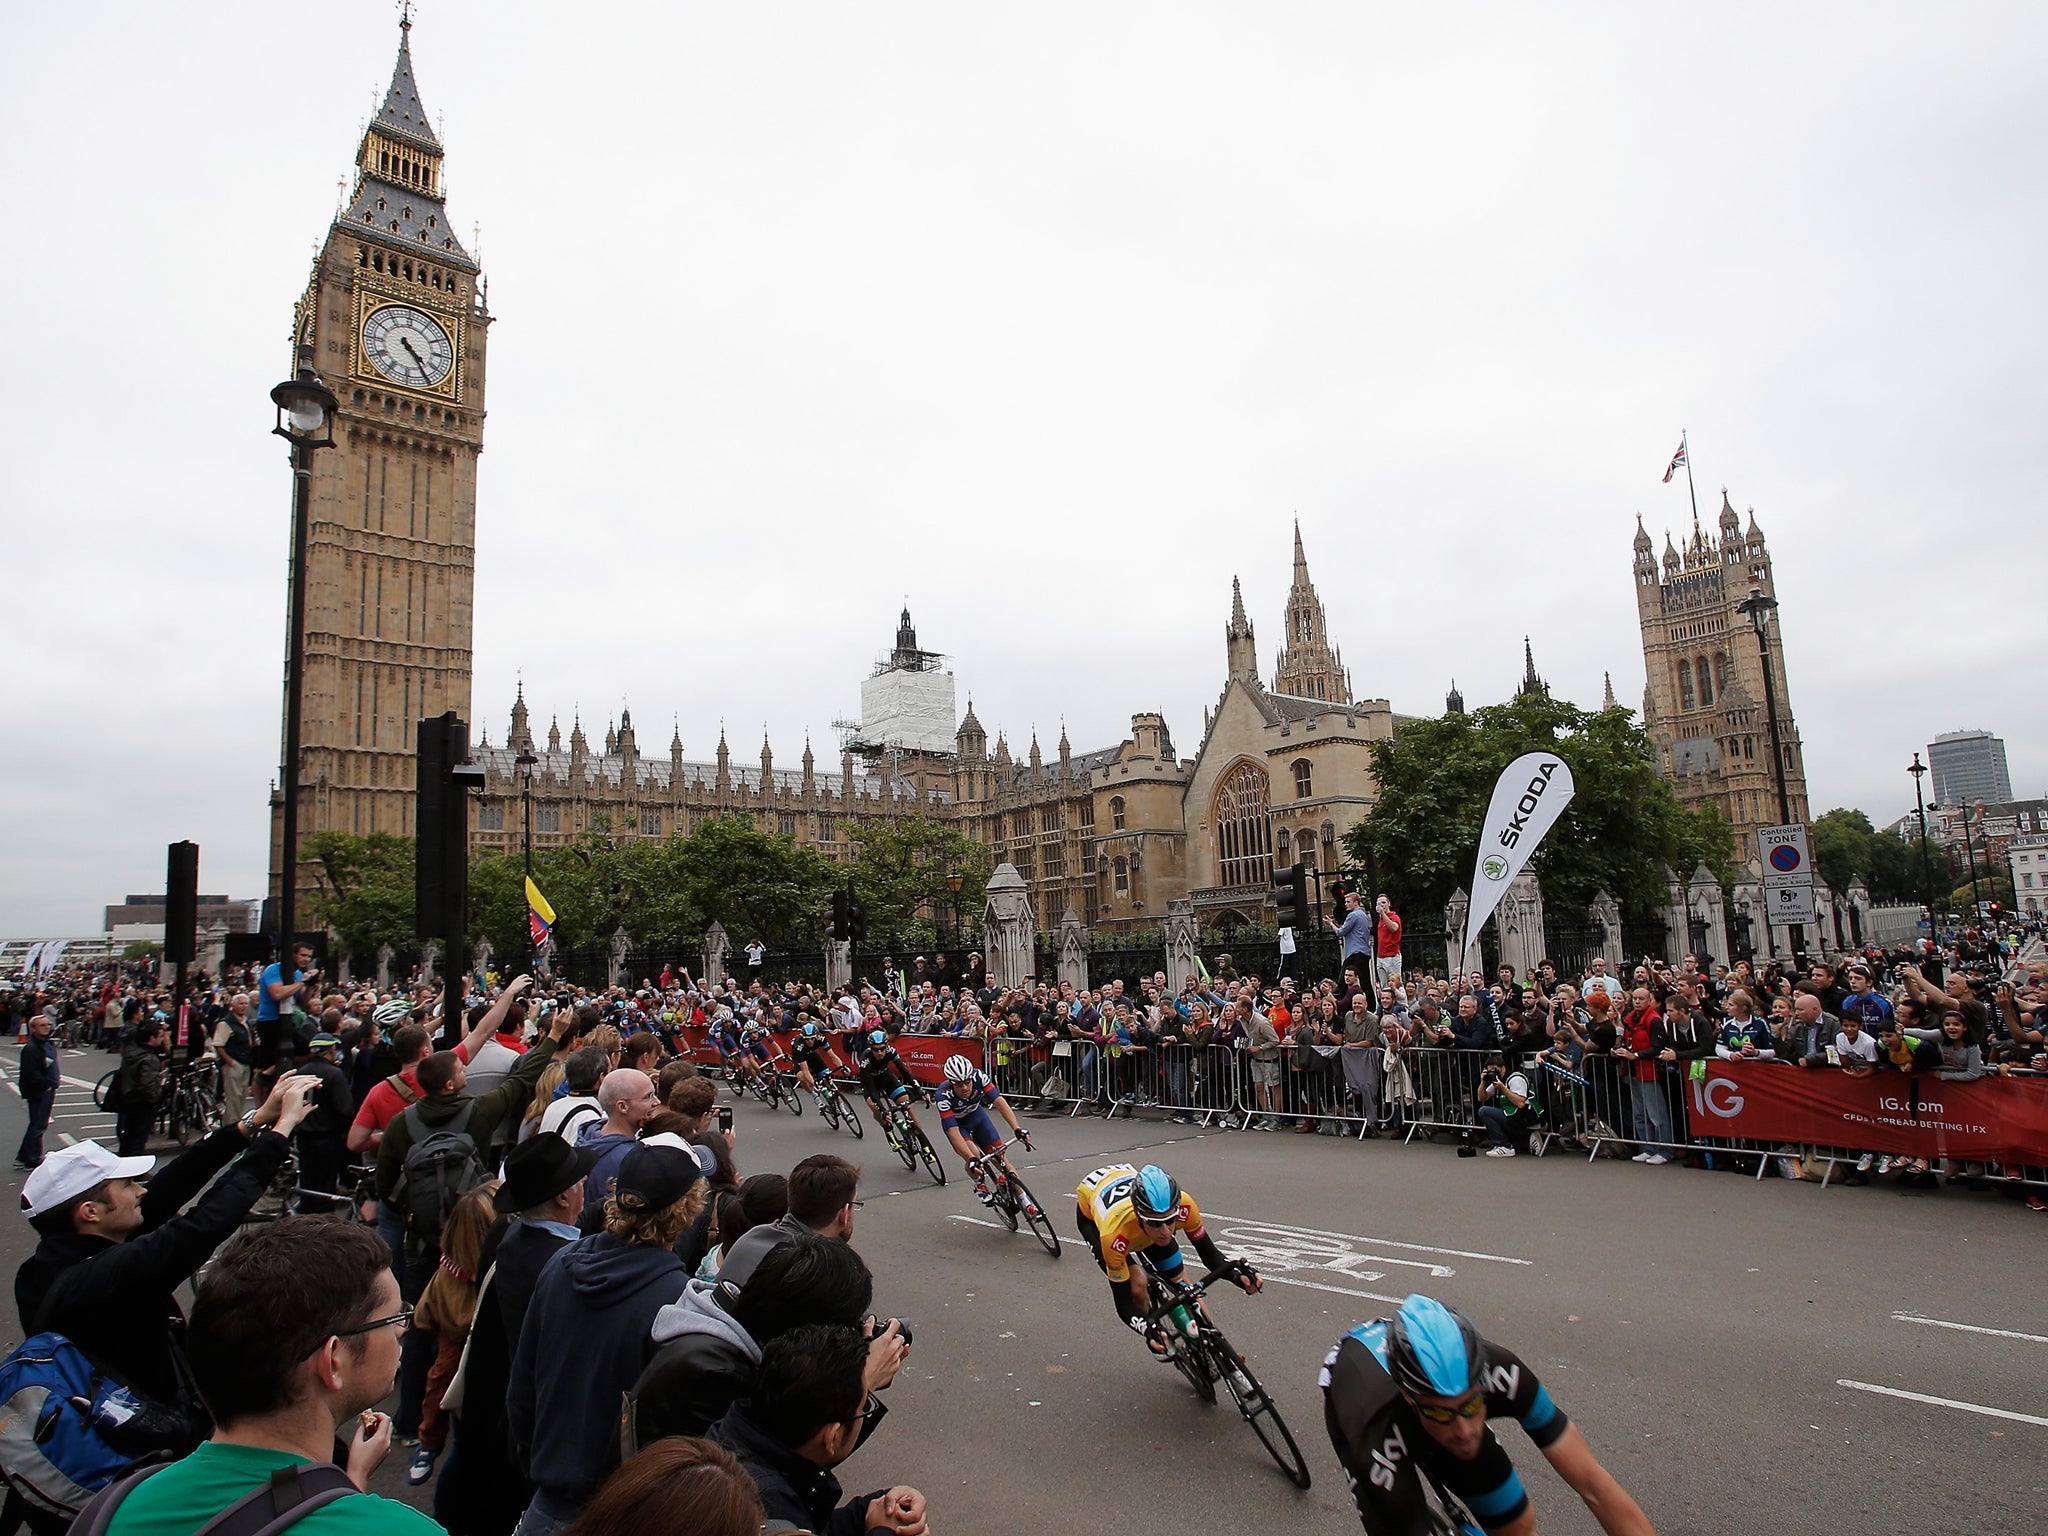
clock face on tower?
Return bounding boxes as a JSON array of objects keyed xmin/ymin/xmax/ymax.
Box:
[{"xmin": 361, "ymin": 304, "xmax": 455, "ymax": 389}]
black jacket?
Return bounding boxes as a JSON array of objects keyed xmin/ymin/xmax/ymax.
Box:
[
  {"xmin": 14, "ymin": 1124, "xmax": 290, "ymax": 1407},
  {"xmin": 119, "ymin": 1039, "xmax": 164, "ymax": 1109},
  {"xmin": 18, "ymin": 1036, "xmax": 58, "ymax": 1098},
  {"xmin": 296, "ymin": 1054, "xmax": 355, "ymax": 1143},
  {"xmin": 710, "ymin": 1401, "xmax": 881, "ymax": 1536}
]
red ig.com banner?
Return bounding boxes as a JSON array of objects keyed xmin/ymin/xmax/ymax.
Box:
[{"xmin": 1683, "ymin": 1061, "xmax": 2048, "ymax": 1165}]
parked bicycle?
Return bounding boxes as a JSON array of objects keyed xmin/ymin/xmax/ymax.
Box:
[
  {"xmin": 965, "ymin": 1133, "xmax": 1059, "ymax": 1258},
  {"xmin": 1141, "ymin": 1261, "xmax": 1311, "ymax": 1488}
]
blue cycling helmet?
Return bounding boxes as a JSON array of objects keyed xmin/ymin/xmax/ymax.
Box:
[
  {"xmin": 1386, "ymin": 1295, "xmax": 1486, "ymax": 1399},
  {"xmin": 869, "ymin": 1029, "xmax": 889, "ymax": 1047},
  {"xmin": 1131, "ymin": 1165, "xmax": 1180, "ymax": 1222},
  {"xmin": 802, "ymin": 1021, "xmax": 819, "ymax": 1038}
]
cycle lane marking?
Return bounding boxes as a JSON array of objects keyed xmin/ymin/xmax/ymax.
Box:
[{"xmin": 1888, "ymin": 1312, "xmax": 2048, "ymax": 1346}]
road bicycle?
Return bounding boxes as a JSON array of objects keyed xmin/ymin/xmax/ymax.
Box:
[
  {"xmin": 874, "ymin": 1090, "xmax": 947, "ymax": 1185},
  {"xmin": 761, "ymin": 1052, "xmax": 805, "ymax": 1116},
  {"xmin": 964, "ymin": 1134, "xmax": 1059, "ymax": 1258},
  {"xmin": 812, "ymin": 1073, "xmax": 865, "ymax": 1139},
  {"xmin": 1140, "ymin": 1261, "xmax": 1311, "ymax": 1489},
  {"xmin": 157, "ymin": 1060, "xmax": 223, "ymax": 1145}
]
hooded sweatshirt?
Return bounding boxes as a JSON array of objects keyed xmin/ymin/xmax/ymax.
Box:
[
  {"xmin": 628, "ymin": 1279, "xmax": 764, "ymax": 1448},
  {"xmin": 505, "ymin": 1232, "xmax": 689, "ymax": 1509}
]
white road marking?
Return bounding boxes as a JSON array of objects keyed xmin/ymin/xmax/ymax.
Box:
[
  {"xmin": 1837, "ymin": 1379, "xmax": 2048, "ymax": 1427},
  {"xmin": 1889, "ymin": 1313, "xmax": 2048, "ymax": 1346},
  {"xmin": 1201, "ymin": 1213, "xmax": 1530, "ymax": 1267},
  {"xmin": 1261, "ymin": 1274, "xmax": 1405, "ymax": 1305},
  {"xmin": 948, "ymin": 1214, "xmax": 1086, "ymax": 1247}
]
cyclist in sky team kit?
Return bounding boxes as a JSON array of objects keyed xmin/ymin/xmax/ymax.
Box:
[
  {"xmin": 933, "ymin": 1053, "xmax": 1030, "ymax": 1204},
  {"xmin": 1321, "ymin": 1294, "xmax": 1658, "ymax": 1536}
]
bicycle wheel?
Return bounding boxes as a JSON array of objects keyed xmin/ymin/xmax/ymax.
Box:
[
  {"xmin": 1204, "ymin": 1327, "xmax": 1312, "ymax": 1488},
  {"xmin": 911, "ymin": 1124, "xmax": 948, "ymax": 1185},
  {"xmin": 780, "ymin": 1077, "xmax": 804, "ymax": 1116},
  {"xmin": 993, "ymin": 1171, "xmax": 1020, "ymax": 1232},
  {"xmin": 94, "ymin": 1069, "xmax": 119, "ymax": 1112},
  {"xmin": 885, "ymin": 1111, "xmax": 917, "ymax": 1170},
  {"xmin": 175, "ymin": 1088, "xmax": 207, "ymax": 1146},
  {"xmin": 837, "ymin": 1090, "xmax": 864, "ymax": 1138},
  {"xmin": 816, "ymin": 1089, "xmax": 841, "ymax": 1129},
  {"xmin": 1008, "ymin": 1169, "xmax": 1062, "ymax": 1258}
]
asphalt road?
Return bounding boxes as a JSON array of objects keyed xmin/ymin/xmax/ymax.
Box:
[{"xmin": 3, "ymin": 1049, "xmax": 2042, "ymax": 1534}]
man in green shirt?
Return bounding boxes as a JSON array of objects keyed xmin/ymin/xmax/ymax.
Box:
[{"xmin": 97, "ymin": 1216, "xmax": 441, "ymax": 1536}]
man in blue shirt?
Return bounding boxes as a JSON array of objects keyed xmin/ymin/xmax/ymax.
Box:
[
  {"xmin": 256, "ymin": 942, "xmax": 318, "ymax": 1081},
  {"xmin": 1329, "ymin": 888, "xmax": 1376, "ymax": 984}
]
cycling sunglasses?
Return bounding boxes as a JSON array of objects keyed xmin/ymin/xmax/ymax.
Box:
[{"xmin": 1410, "ymin": 1389, "xmax": 1485, "ymax": 1424}]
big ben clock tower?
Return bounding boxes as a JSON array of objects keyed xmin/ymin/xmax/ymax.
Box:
[{"xmin": 272, "ymin": 14, "xmax": 488, "ymax": 910}]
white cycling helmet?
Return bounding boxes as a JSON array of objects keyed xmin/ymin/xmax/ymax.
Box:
[
  {"xmin": 942, "ymin": 1053, "xmax": 977, "ymax": 1084},
  {"xmin": 372, "ymin": 999, "xmax": 413, "ymax": 1028}
]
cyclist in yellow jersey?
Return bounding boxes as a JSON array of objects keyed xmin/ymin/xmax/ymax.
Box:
[{"xmin": 1074, "ymin": 1163, "xmax": 1259, "ymax": 1352}]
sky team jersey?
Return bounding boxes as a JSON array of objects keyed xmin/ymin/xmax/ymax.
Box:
[
  {"xmin": 932, "ymin": 1069, "xmax": 1001, "ymax": 1125},
  {"xmin": 1320, "ymin": 1321, "xmax": 1567, "ymax": 1536},
  {"xmin": 1074, "ymin": 1163, "xmax": 1206, "ymax": 1284}
]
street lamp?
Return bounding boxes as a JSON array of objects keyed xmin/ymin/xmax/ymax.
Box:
[
  {"xmin": 516, "ymin": 745, "xmax": 539, "ymax": 973},
  {"xmin": 1734, "ymin": 586, "xmax": 1804, "ymax": 962},
  {"xmin": 269, "ymin": 367, "xmax": 339, "ymax": 969},
  {"xmin": 945, "ymin": 870, "xmax": 965, "ymax": 952},
  {"xmin": 1907, "ymin": 753, "xmax": 1939, "ymax": 935}
]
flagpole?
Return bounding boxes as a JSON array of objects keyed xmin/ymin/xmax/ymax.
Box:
[{"xmin": 1681, "ymin": 428, "xmax": 1700, "ymax": 529}]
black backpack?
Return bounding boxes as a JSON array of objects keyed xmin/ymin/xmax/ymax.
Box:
[
  {"xmin": 396, "ymin": 1102, "xmax": 485, "ymax": 1244},
  {"xmin": 68, "ymin": 1461, "xmax": 356, "ymax": 1536}
]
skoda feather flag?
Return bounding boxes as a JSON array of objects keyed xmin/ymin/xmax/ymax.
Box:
[
  {"xmin": 526, "ymin": 877, "xmax": 557, "ymax": 949},
  {"xmin": 1461, "ymin": 752, "xmax": 1576, "ymax": 962}
]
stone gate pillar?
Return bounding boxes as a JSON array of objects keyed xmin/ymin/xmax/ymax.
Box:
[
  {"xmin": 1164, "ymin": 898, "xmax": 1200, "ymax": 992},
  {"xmin": 1056, "ymin": 907, "xmax": 1090, "ymax": 992},
  {"xmin": 1589, "ymin": 889, "xmax": 1624, "ymax": 969},
  {"xmin": 472, "ymin": 937, "xmax": 494, "ymax": 983},
  {"xmin": 1656, "ymin": 865, "xmax": 1688, "ymax": 967},
  {"xmin": 608, "ymin": 927, "xmax": 631, "ymax": 987},
  {"xmin": 981, "ymin": 863, "xmax": 1036, "ymax": 989},
  {"xmin": 824, "ymin": 940, "xmax": 852, "ymax": 991},
  {"xmin": 702, "ymin": 922, "xmax": 731, "ymax": 988},
  {"xmin": 376, "ymin": 944, "xmax": 395, "ymax": 990},
  {"xmin": 1497, "ymin": 871, "xmax": 1547, "ymax": 979},
  {"xmin": 1443, "ymin": 888, "xmax": 1470, "ymax": 975},
  {"xmin": 1687, "ymin": 864, "xmax": 1729, "ymax": 969}
]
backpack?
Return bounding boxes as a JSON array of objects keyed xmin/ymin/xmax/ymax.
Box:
[
  {"xmin": 396, "ymin": 1102, "xmax": 485, "ymax": 1244},
  {"xmin": 94, "ymin": 1070, "xmax": 123, "ymax": 1115},
  {"xmin": 0, "ymin": 1333, "xmax": 197, "ymax": 1520},
  {"xmin": 68, "ymin": 1460, "xmax": 356, "ymax": 1536}
]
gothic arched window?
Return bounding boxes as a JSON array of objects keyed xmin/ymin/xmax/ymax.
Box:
[
  {"xmin": 1677, "ymin": 660, "xmax": 1695, "ymax": 709},
  {"xmin": 1213, "ymin": 761, "xmax": 1273, "ymax": 889},
  {"xmin": 1292, "ymin": 758, "xmax": 1313, "ymax": 799},
  {"xmin": 1276, "ymin": 829, "xmax": 1292, "ymax": 865},
  {"xmin": 1696, "ymin": 654, "xmax": 1714, "ymax": 707},
  {"xmin": 1110, "ymin": 796, "xmax": 1126, "ymax": 831},
  {"xmin": 1297, "ymin": 610, "xmax": 1312, "ymax": 641},
  {"xmin": 1113, "ymin": 857, "xmax": 1129, "ymax": 893}
]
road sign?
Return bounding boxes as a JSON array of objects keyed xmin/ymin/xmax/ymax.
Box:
[
  {"xmin": 1758, "ymin": 823, "xmax": 1810, "ymax": 875},
  {"xmin": 1764, "ymin": 880, "xmax": 1816, "ymax": 925}
]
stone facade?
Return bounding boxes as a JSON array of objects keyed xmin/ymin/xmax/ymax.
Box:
[
  {"xmin": 1633, "ymin": 492, "xmax": 1810, "ymax": 864},
  {"xmin": 471, "ymin": 531, "xmax": 1396, "ymax": 932},
  {"xmin": 271, "ymin": 18, "xmax": 488, "ymax": 908}
]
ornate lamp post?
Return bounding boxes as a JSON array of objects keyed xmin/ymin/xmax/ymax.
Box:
[
  {"xmin": 269, "ymin": 368, "xmax": 339, "ymax": 964},
  {"xmin": 1734, "ymin": 586, "xmax": 1803, "ymax": 961},
  {"xmin": 516, "ymin": 745, "xmax": 539, "ymax": 972},
  {"xmin": 1907, "ymin": 753, "xmax": 1938, "ymax": 934},
  {"xmin": 946, "ymin": 870, "xmax": 965, "ymax": 951}
]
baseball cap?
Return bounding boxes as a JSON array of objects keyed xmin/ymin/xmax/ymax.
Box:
[
  {"xmin": 307, "ymin": 1033, "xmax": 340, "ymax": 1050},
  {"xmin": 22, "ymin": 1142, "xmax": 155, "ymax": 1218},
  {"xmin": 613, "ymin": 1134, "xmax": 708, "ymax": 1213}
]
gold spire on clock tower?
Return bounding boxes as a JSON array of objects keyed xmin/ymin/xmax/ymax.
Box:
[{"xmin": 270, "ymin": 13, "xmax": 491, "ymax": 911}]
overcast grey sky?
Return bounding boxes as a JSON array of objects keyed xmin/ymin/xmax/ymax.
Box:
[{"xmin": 4, "ymin": 3, "xmax": 2043, "ymax": 935}]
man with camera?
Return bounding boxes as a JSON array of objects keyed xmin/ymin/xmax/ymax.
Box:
[{"xmin": 1475, "ymin": 1055, "xmax": 1535, "ymax": 1158}]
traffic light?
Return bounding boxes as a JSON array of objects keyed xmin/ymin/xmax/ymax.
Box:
[
  {"xmin": 849, "ymin": 903, "xmax": 869, "ymax": 946},
  {"xmin": 1273, "ymin": 863, "xmax": 1309, "ymax": 929},
  {"xmin": 830, "ymin": 888, "xmax": 851, "ymax": 942}
]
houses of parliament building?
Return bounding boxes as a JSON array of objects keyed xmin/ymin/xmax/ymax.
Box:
[{"xmin": 271, "ymin": 20, "xmax": 1809, "ymax": 935}]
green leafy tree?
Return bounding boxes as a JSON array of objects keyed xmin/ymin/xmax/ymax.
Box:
[
  {"xmin": 1948, "ymin": 872, "xmax": 2014, "ymax": 913},
  {"xmin": 1343, "ymin": 692, "xmax": 1734, "ymax": 930},
  {"xmin": 303, "ymin": 830, "xmax": 417, "ymax": 962},
  {"xmin": 1810, "ymin": 808, "xmax": 1925, "ymax": 907},
  {"xmin": 121, "ymin": 940, "xmax": 162, "ymax": 962},
  {"xmin": 670, "ymin": 816, "xmax": 837, "ymax": 948},
  {"xmin": 842, "ymin": 813, "xmax": 993, "ymax": 945}
]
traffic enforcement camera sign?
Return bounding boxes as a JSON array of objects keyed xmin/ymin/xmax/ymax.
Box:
[{"xmin": 1758, "ymin": 823, "xmax": 1815, "ymax": 924}]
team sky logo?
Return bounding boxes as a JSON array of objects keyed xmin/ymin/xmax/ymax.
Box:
[
  {"xmin": 1495, "ymin": 761, "xmax": 1559, "ymax": 852},
  {"xmin": 1368, "ymin": 1421, "xmax": 1408, "ymax": 1491}
]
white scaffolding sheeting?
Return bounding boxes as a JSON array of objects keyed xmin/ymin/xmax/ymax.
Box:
[{"xmin": 860, "ymin": 667, "xmax": 957, "ymax": 755}]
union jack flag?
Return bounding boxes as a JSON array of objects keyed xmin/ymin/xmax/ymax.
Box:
[{"xmin": 1662, "ymin": 439, "xmax": 1687, "ymax": 484}]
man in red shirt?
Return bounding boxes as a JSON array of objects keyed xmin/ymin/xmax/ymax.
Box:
[
  {"xmin": 348, "ymin": 976, "xmax": 530, "ymax": 1158},
  {"xmin": 1373, "ymin": 895, "xmax": 1404, "ymax": 994}
]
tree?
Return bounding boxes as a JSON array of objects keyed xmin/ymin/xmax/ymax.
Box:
[
  {"xmin": 303, "ymin": 831, "xmax": 416, "ymax": 962},
  {"xmin": 1342, "ymin": 692, "xmax": 1735, "ymax": 931},
  {"xmin": 1948, "ymin": 872, "xmax": 2014, "ymax": 914},
  {"xmin": 670, "ymin": 816, "xmax": 837, "ymax": 948},
  {"xmin": 1810, "ymin": 808, "xmax": 1923, "ymax": 906},
  {"xmin": 120, "ymin": 940, "xmax": 162, "ymax": 963},
  {"xmin": 842, "ymin": 813, "xmax": 994, "ymax": 945}
]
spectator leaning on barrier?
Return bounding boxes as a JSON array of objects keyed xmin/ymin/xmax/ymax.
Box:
[
  {"xmin": 1715, "ymin": 993, "xmax": 1776, "ymax": 1060},
  {"xmin": 80, "ymin": 1216, "xmax": 435, "ymax": 1536},
  {"xmin": 1613, "ymin": 988, "xmax": 1674, "ymax": 1164},
  {"xmin": 16, "ymin": 1077, "xmax": 318, "ymax": 1450},
  {"xmin": 710, "ymin": 1324, "xmax": 929, "ymax": 1536}
]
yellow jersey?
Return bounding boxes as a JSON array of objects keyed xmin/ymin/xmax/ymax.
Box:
[{"xmin": 1074, "ymin": 1162, "xmax": 1207, "ymax": 1284}]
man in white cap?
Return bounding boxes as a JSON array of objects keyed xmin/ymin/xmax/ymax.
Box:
[{"xmin": 14, "ymin": 1076, "xmax": 318, "ymax": 1431}]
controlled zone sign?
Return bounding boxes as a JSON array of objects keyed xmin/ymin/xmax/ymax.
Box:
[{"xmin": 1757, "ymin": 822, "xmax": 1815, "ymax": 924}]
